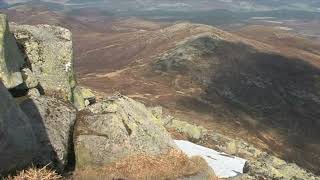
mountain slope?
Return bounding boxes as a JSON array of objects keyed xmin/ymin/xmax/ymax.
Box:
[
  {"xmin": 78, "ymin": 23, "xmax": 320, "ymax": 174},
  {"xmin": 3, "ymin": 3, "xmax": 320, "ymax": 174}
]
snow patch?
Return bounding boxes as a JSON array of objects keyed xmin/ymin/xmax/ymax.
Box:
[
  {"xmin": 65, "ymin": 62, "xmax": 71, "ymax": 72},
  {"xmin": 175, "ymin": 140, "xmax": 247, "ymax": 178}
]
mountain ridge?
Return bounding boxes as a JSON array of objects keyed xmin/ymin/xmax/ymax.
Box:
[{"xmin": 75, "ymin": 22, "xmax": 320, "ymax": 174}]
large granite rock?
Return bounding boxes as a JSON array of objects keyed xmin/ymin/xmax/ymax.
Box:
[
  {"xmin": 0, "ymin": 81, "xmax": 37, "ymax": 175},
  {"xmin": 74, "ymin": 94, "xmax": 177, "ymax": 169},
  {"xmin": 0, "ymin": 14, "xmax": 24, "ymax": 89},
  {"xmin": 20, "ymin": 95, "xmax": 77, "ymax": 171},
  {"xmin": 11, "ymin": 23, "xmax": 76, "ymax": 101}
]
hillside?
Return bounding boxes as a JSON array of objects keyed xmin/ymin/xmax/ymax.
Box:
[
  {"xmin": 76, "ymin": 23, "xmax": 320, "ymax": 174},
  {"xmin": 7, "ymin": 4, "xmax": 318, "ymax": 173},
  {"xmin": 1, "ymin": 2, "xmax": 320, "ymax": 179}
]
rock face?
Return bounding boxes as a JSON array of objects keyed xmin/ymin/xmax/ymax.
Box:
[
  {"xmin": 0, "ymin": 81, "xmax": 37, "ymax": 175},
  {"xmin": 74, "ymin": 94, "xmax": 177, "ymax": 169},
  {"xmin": 11, "ymin": 23, "xmax": 76, "ymax": 101},
  {"xmin": 20, "ymin": 96, "xmax": 77, "ymax": 171},
  {"xmin": 0, "ymin": 14, "xmax": 24, "ymax": 89},
  {"xmin": 0, "ymin": 15, "xmax": 79, "ymax": 175}
]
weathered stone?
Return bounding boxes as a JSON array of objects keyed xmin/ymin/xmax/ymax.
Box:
[
  {"xmin": 11, "ymin": 24, "xmax": 76, "ymax": 101},
  {"xmin": 148, "ymin": 106, "xmax": 207, "ymax": 141},
  {"xmin": 226, "ymin": 174, "xmax": 256, "ymax": 180},
  {"xmin": 73, "ymin": 86, "xmax": 86, "ymax": 110},
  {"xmin": 148, "ymin": 106, "xmax": 163, "ymax": 120},
  {"xmin": 84, "ymin": 99, "xmax": 90, "ymax": 106},
  {"xmin": 74, "ymin": 95, "xmax": 177, "ymax": 169},
  {"xmin": 226, "ymin": 140, "xmax": 238, "ymax": 155},
  {"xmin": 0, "ymin": 81, "xmax": 37, "ymax": 175},
  {"xmin": 245, "ymin": 153, "xmax": 320, "ymax": 180},
  {"xmin": 202, "ymin": 132, "xmax": 320, "ymax": 180},
  {"xmin": 80, "ymin": 87, "xmax": 95, "ymax": 101},
  {"xmin": 0, "ymin": 14, "xmax": 24, "ymax": 89},
  {"xmin": 21, "ymin": 68, "xmax": 38, "ymax": 89},
  {"xmin": 166, "ymin": 119, "xmax": 206, "ymax": 141},
  {"xmin": 27, "ymin": 88, "xmax": 40, "ymax": 97},
  {"xmin": 73, "ymin": 86, "xmax": 96, "ymax": 110},
  {"xmin": 20, "ymin": 95, "xmax": 77, "ymax": 171}
]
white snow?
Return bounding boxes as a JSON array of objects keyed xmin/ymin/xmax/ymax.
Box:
[
  {"xmin": 174, "ymin": 140, "xmax": 247, "ymax": 178},
  {"xmin": 65, "ymin": 62, "xmax": 72, "ymax": 72}
]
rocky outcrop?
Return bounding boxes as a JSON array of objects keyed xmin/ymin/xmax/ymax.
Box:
[
  {"xmin": 0, "ymin": 15, "xmax": 79, "ymax": 175},
  {"xmin": 0, "ymin": 14, "xmax": 24, "ymax": 89},
  {"xmin": 0, "ymin": 81, "xmax": 37, "ymax": 175},
  {"xmin": 203, "ymin": 129, "xmax": 319, "ymax": 179},
  {"xmin": 73, "ymin": 86, "xmax": 96, "ymax": 110},
  {"xmin": 20, "ymin": 96, "xmax": 77, "ymax": 171},
  {"xmin": 149, "ymin": 106, "xmax": 207, "ymax": 141},
  {"xmin": 150, "ymin": 105, "xmax": 319, "ymax": 179},
  {"xmin": 10, "ymin": 23, "xmax": 76, "ymax": 101},
  {"xmin": 74, "ymin": 94, "xmax": 177, "ymax": 169}
]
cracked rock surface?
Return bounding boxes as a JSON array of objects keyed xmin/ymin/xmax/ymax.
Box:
[
  {"xmin": 10, "ymin": 23, "xmax": 76, "ymax": 101},
  {"xmin": 74, "ymin": 94, "xmax": 177, "ymax": 169}
]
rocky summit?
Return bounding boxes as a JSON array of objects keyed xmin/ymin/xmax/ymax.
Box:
[
  {"xmin": 0, "ymin": 14, "xmax": 217, "ymax": 179},
  {"xmin": 0, "ymin": 10, "xmax": 320, "ymax": 180}
]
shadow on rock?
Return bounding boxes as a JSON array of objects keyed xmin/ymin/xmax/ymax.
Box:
[{"xmin": 19, "ymin": 95, "xmax": 77, "ymax": 174}]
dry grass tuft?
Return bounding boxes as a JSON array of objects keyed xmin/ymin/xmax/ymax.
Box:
[
  {"xmin": 73, "ymin": 149, "xmax": 217, "ymax": 180},
  {"xmin": 5, "ymin": 166, "xmax": 62, "ymax": 180}
]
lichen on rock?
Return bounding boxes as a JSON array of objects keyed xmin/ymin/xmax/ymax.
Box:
[
  {"xmin": 10, "ymin": 23, "xmax": 76, "ymax": 101},
  {"xmin": 73, "ymin": 86, "xmax": 96, "ymax": 110},
  {"xmin": 74, "ymin": 95, "xmax": 177, "ymax": 169},
  {"xmin": 19, "ymin": 95, "xmax": 77, "ymax": 172},
  {"xmin": 149, "ymin": 106, "xmax": 207, "ymax": 141}
]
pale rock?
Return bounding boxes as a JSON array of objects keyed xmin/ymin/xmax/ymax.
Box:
[
  {"xmin": 11, "ymin": 24, "xmax": 76, "ymax": 101},
  {"xmin": 27, "ymin": 88, "xmax": 40, "ymax": 97},
  {"xmin": 74, "ymin": 95, "xmax": 177, "ymax": 169},
  {"xmin": 21, "ymin": 68, "xmax": 38, "ymax": 89},
  {"xmin": 73, "ymin": 86, "xmax": 96, "ymax": 110}
]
